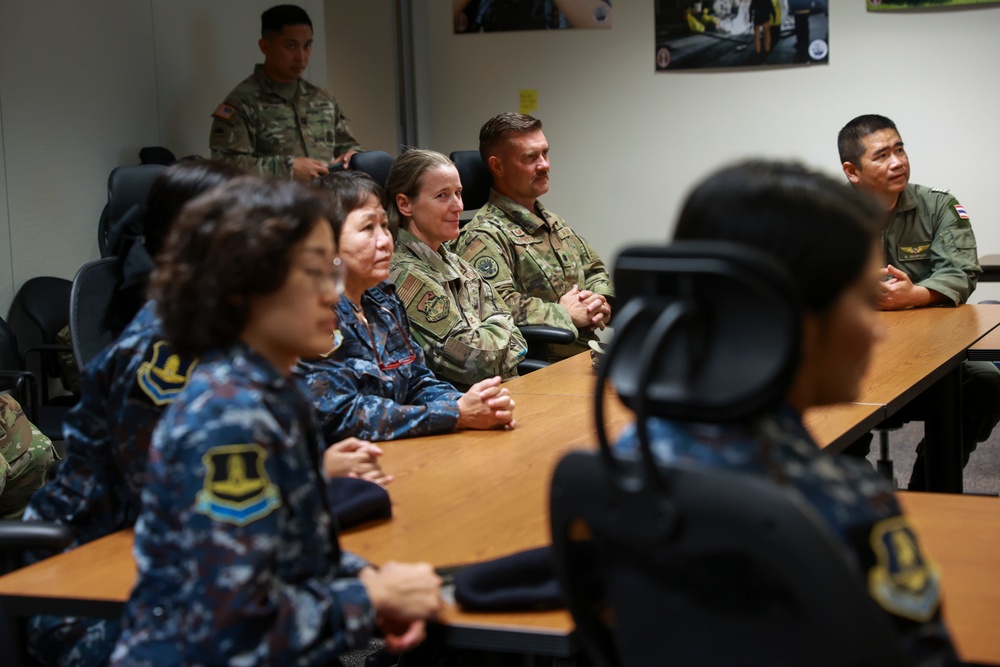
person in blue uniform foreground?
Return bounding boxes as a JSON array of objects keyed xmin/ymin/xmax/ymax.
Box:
[
  {"xmin": 298, "ymin": 170, "xmax": 516, "ymax": 443},
  {"xmin": 615, "ymin": 160, "xmax": 959, "ymax": 664},
  {"xmin": 109, "ymin": 176, "xmax": 441, "ymax": 666}
]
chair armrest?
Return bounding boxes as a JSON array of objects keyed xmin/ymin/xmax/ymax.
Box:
[
  {"xmin": 517, "ymin": 359, "xmax": 551, "ymax": 375},
  {"xmin": 0, "ymin": 521, "xmax": 73, "ymax": 551},
  {"xmin": 518, "ymin": 325, "xmax": 576, "ymax": 345},
  {"xmin": 0, "ymin": 370, "xmax": 40, "ymax": 423}
]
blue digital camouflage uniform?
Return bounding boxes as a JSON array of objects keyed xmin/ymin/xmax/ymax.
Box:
[
  {"xmin": 454, "ymin": 189, "xmax": 614, "ymax": 360},
  {"xmin": 295, "ymin": 281, "xmax": 463, "ymax": 443},
  {"xmin": 110, "ymin": 341, "xmax": 373, "ymax": 667},
  {"xmin": 22, "ymin": 301, "xmax": 196, "ymax": 667},
  {"xmin": 391, "ymin": 228, "xmax": 527, "ymax": 389},
  {"xmin": 209, "ymin": 64, "xmax": 360, "ymax": 179},
  {"xmin": 616, "ymin": 406, "xmax": 958, "ymax": 666}
]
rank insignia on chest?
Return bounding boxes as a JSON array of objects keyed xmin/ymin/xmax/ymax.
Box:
[
  {"xmin": 137, "ymin": 341, "xmax": 196, "ymax": 406},
  {"xmin": 417, "ymin": 291, "xmax": 450, "ymax": 323},
  {"xmin": 196, "ymin": 444, "xmax": 281, "ymax": 526},
  {"xmin": 897, "ymin": 244, "xmax": 930, "ymax": 260},
  {"xmin": 868, "ymin": 516, "xmax": 940, "ymax": 622},
  {"xmin": 474, "ymin": 256, "xmax": 500, "ymax": 279}
]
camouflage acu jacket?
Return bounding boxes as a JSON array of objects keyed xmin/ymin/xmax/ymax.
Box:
[{"xmin": 0, "ymin": 394, "xmax": 54, "ymax": 519}]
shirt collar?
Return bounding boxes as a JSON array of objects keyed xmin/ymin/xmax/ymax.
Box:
[
  {"xmin": 396, "ymin": 229, "xmax": 461, "ymax": 281},
  {"xmin": 253, "ymin": 64, "xmax": 300, "ymax": 102},
  {"xmin": 487, "ymin": 189, "xmax": 550, "ymax": 233},
  {"xmin": 894, "ymin": 183, "xmax": 918, "ymax": 214}
]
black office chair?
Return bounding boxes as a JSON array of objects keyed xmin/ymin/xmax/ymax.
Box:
[
  {"xmin": 97, "ymin": 164, "xmax": 165, "ymax": 257},
  {"xmin": 449, "ymin": 150, "xmax": 576, "ymax": 372},
  {"xmin": 550, "ymin": 241, "xmax": 905, "ymax": 667},
  {"xmin": 70, "ymin": 258, "xmax": 121, "ymax": 370},
  {"xmin": 348, "ymin": 150, "xmax": 395, "ymax": 188},
  {"xmin": 0, "ymin": 317, "xmax": 39, "ymax": 424}
]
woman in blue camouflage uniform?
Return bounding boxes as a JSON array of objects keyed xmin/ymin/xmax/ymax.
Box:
[
  {"xmin": 298, "ymin": 171, "xmax": 516, "ymax": 443},
  {"xmin": 110, "ymin": 177, "xmax": 441, "ymax": 666},
  {"xmin": 615, "ymin": 160, "xmax": 958, "ymax": 664}
]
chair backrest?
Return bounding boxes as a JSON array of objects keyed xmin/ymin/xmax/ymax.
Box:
[
  {"xmin": 70, "ymin": 258, "xmax": 121, "ymax": 370},
  {"xmin": 98, "ymin": 164, "xmax": 165, "ymax": 257},
  {"xmin": 449, "ymin": 150, "xmax": 493, "ymax": 214},
  {"xmin": 551, "ymin": 241, "xmax": 904, "ymax": 667},
  {"xmin": 6, "ymin": 277, "xmax": 72, "ymax": 382},
  {"xmin": 348, "ymin": 150, "xmax": 395, "ymax": 188}
]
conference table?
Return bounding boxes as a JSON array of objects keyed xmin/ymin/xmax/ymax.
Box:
[{"xmin": 2, "ymin": 306, "xmax": 1000, "ymax": 663}]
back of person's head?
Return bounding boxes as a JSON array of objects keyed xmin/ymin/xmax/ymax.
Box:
[
  {"xmin": 837, "ymin": 114, "xmax": 898, "ymax": 166},
  {"xmin": 479, "ymin": 112, "xmax": 543, "ymax": 165},
  {"xmin": 313, "ymin": 170, "xmax": 387, "ymax": 242},
  {"xmin": 385, "ymin": 149, "xmax": 454, "ymax": 233},
  {"xmin": 674, "ymin": 160, "xmax": 880, "ymax": 314},
  {"xmin": 151, "ymin": 176, "xmax": 332, "ymax": 356},
  {"xmin": 261, "ymin": 4, "xmax": 312, "ymax": 37}
]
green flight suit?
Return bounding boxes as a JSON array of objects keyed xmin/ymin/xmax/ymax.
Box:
[
  {"xmin": 391, "ymin": 228, "xmax": 527, "ymax": 389},
  {"xmin": 209, "ymin": 65, "xmax": 360, "ymax": 179},
  {"xmin": 454, "ymin": 190, "xmax": 613, "ymax": 360}
]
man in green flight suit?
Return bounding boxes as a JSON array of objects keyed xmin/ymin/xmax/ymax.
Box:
[
  {"xmin": 454, "ymin": 112, "xmax": 613, "ymax": 361},
  {"xmin": 209, "ymin": 4, "xmax": 360, "ymax": 182},
  {"xmin": 838, "ymin": 113, "xmax": 1000, "ymax": 490}
]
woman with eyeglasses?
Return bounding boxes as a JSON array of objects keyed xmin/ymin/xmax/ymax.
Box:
[
  {"xmin": 111, "ymin": 177, "xmax": 441, "ymax": 666},
  {"xmin": 298, "ymin": 171, "xmax": 516, "ymax": 445},
  {"xmin": 386, "ymin": 149, "xmax": 527, "ymax": 390}
]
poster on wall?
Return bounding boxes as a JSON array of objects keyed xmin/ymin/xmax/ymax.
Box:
[
  {"xmin": 868, "ymin": 0, "xmax": 1000, "ymax": 10},
  {"xmin": 454, "ymin": 0, "xmax": 613, "ymax": 33},
  {"xmin": 655, "ymin": 1, "xmax": 829, "ymax": 71}
]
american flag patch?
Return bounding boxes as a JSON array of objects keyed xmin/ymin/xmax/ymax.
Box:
[
  {"xmin": 955, "ymin": 205, "xmax": 969, "ymax": 219},
  {"xmin": 212, "ymin": 104, "xmax": 236, "ymax": 121}
]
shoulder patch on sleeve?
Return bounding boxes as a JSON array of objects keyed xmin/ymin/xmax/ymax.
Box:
[
  {"xmin": 416, "ymin": 291, "xmax": 451, "ymax": 323},
  {"xmin": 137, "ymin": 341, "xmax": 197, "ymax": 406},
  {"xmin": 196, "ymin": 444, "xmax": 282, "ymax": 526},
  {"xmin": 212, "ymin": 103, "xmax": 237, "ymax": 122},
  {"xmin": 867, "ymin": 516, "xmax": 940, "ymax": 622},
  {"xmin": 954, "ymin": 204, "xmax": 970, "ymax": 219},
  {"xmin": 464, "ymin": 237, "xmax": 487, "ymax": 257},
  {"xmin": 473, "ymin": 255, "xmax": 500, "ymax": 279},
  {"xmin": 396, "ymin": 273, "xmax": 423, "ymax": 306}
]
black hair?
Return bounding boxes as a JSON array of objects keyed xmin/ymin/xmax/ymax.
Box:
[
  {"xmin": 837, "ymin": 114, "xmax": 898, "ymax": 166},
  {"xmin": 479, "ymin": 112, "xmax": 543, "ymax": 165},
  {"xmin": 312, "ymin": 170, "xmax": 388, "ymax": 242},
  {"xmin": 261, "ymin": 4, "xmax": 312, "ymax": 37}
]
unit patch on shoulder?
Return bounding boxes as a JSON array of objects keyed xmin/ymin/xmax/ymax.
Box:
[
  {"xmin": 212, "ymin": 103, "xmax": 237, "ymax": 121},
  {"xmin": 474, "ymin": 255, "xmax": 500, "ymax": 279},
  {"xmin": 954, "ymin": 204, "xmax": 970, "ymax": 220},
  {"xmin": 416, "ymin": 291, "xmax": 450, "ymax": 323},
  {"xmin": 868, "ymin": 516, "xmax": 940, "ymax": 622},
  {"xmin": 137, "ymin": 341, "xmax": 196, "ymax": 406},
  {"xmin": 196, "ymin": 444, "xmax": 281, "ymax": 526}
]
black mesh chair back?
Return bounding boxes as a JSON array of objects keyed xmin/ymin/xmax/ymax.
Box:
[
  {"xmin": 449, "ymin": 150, "xmax": 493, "ymax": 212},
  {"xmin": 0, "ymin": 316, "xmax": 39, "ymax": 425},
  {"xmin": 550, "ymin": 241, "xmax": 904, "ymax": 667},
  {"xmin": 98, "ymin": 164, "xmax": 165, "ymax": 257},
  {"xmin": 348, "ymin": 150, "xmax": 395, "ymax": 188},
  {"xmin": 70, "ymin": 258, "xmax": 121, "ymax": 370},
  {"xmin": 6, "ymin": 277, "xmax": 73, "ymax": 400}
]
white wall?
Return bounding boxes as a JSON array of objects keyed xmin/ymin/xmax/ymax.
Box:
[
  {"xmin": 413, "ymin": 1, "xmax": 1000, "ymax": 301},
  {"xmin": 0, "ymin": 0, "xmax": 327, "ymax": 314}
]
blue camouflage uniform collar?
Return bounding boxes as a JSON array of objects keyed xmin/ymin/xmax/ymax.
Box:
[
  {"xmin": 207, "ymin": 338, "xmax": 293, "ymax": 390},
  {"xmin": 487, "ymin": 188, "xmax": 552, "ymax": 233},
  {"xmin": 396, "ymin": 229, "xmax": 461, "ymax": 282}
]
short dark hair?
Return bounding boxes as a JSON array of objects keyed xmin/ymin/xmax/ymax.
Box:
[
  {"xmin": 479, "ymin": 112, "xmax": 543, "ymax": 165},
  {"xmin": 151, "ymin": 177, "xmax": 332, "ymax": 356},
  {"xmin": 261, "ymin": 4, "xmax": 312, "ymax": 37},
  {"xmin": 674, "ymin": 160, "xmax": 880, "ymax": 314},
  {"xmin": 837, "ymin": 114, "xmax": 898, "ymax": 166},
  {"xmin": 386, "ymin": 149, "xmax": 454, "ymax": 234},
  {"xmin": 312, "ymin": 170, "xmax": 387, "ymax": 242}
]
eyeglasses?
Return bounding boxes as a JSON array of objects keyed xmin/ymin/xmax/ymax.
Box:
[{"xmin": 300, "ymin": 257, "xmax": 344, "ymax": 296}]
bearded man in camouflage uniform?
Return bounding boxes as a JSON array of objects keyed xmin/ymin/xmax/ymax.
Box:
[
  {"xmin": 209, "ymin": 5, "xmax": 360, "ymax": 182},
  {"xmin": 454, "ymin": 113, "xmax": 613, "ymax": 361}
]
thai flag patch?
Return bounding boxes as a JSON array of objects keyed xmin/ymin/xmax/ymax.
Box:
[{"xmin": 955, "ymin": 205, "xmax": 970, "ymax": 219}]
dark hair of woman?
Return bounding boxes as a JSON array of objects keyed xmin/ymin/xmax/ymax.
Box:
[
  {"xmin": 674, "ymin": 160, "xmax": 881, "ymax": 314},
  {"xmin": 150, "ymin": 176, "xmax": 332, "ymax": 356},
  {"xmin": 313, "ymin": 170, "xmax": 388, "ymax": 241}
]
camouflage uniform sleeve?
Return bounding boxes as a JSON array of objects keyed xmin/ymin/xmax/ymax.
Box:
[
  {"xmin": 330, "ymin": 101, "xmax": 361, "ymax": 158},
  {"xmin": 576, "ymin": 233, "xmax": 614, "ymax": 298},
  {"xmin": 918, "ymin": 196, "xmax": 980, "ymax": 305},
  {"xmin": 457, "ymin": 227, "xmax": 578, "ymax": 333},
  {"xmin": 297, "ymin": 357, "xmax": 461, "ymax": 443},
  {"xmin": 0, "ymin": 395, "xmax": 55, "ymax": 519},
  {"xmin": 209, "ymin": 96, "xmax": 294, "ymax": 179},
  {"xmin": 392, "ymin": 260, "xmax": 527, "ymax": 387}
]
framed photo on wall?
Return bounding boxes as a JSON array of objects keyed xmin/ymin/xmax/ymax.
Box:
[
  {"xmin": 868, "ymin": 0, "xmax": 1000, "ymax": 10},
  {"xmin": 454, "ymin": 0, "xmax": 613, "ymax": 33},
  {"xmin": 655, "ymin": 1, "xmax": 829, "ymax": 71}
]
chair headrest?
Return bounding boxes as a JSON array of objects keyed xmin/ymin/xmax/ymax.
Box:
[
  {"xmin": 449, "ymin": 150, "xmax": 493, "ymax": 211},
  {"xmin": 603, "ymin": 241, "xmax": 801, "ymax": 424},
  {"xmin": 348, "ymin": 150, "xmax": 395, "ymax": 188}
]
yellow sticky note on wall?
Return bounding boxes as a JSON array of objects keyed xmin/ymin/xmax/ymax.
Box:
[{"xmin": 519, "ymin": 89, "xmax": 538, "ymax": 115}]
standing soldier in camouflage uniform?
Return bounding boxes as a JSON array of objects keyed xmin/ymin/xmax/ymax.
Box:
[
  {"xmin": 455, "ymin": 113, "xmax": 613, "ymax": 361},
  {"xmin": 838, "ymin": 114, "xmax": 1000, "ymax": 490},
  {"xmin": 111, "ymin": 177, "xmax": 441, "ymax": 666},
  {"xmin": 388, "ymin": 149, "xmax": 527, "ymax": 389},
  {"xmin": 301, "ymin": 171, "xmax": 516, "ymax": 443},
  {"xmin": 616, "ymin": 160, "xmax": 958, "ymax": 664},
  {"xmin": 209, "ymin": 5, "xmax": 360, "ymax": 182},
  {"xmin": 0, "ymin": 394, "xmax": 54, "ymax": 518}
]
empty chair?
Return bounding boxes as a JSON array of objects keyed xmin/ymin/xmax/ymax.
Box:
[
  {"xmin": 69, "ymin": 258, "xmax": 120, "ymax": 370},
  {"xmin": 97, "ymin": 164, "xmax": 166, "ymax": 257},
  {"xmin": 348, "ymin": 150, "xmax": 394, "ymax": 188}
]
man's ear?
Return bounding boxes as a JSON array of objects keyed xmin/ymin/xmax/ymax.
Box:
[
  {"xmin": 487, "ymin": 154, "xmax": 503, "ymax": 179},
  {"xmin": 259, "ymin": 37, "xmax": 270, "ymax": 57},
  {"xmin": 842, "ymin": 161, "xmax": 861, "ymax": 185}
]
